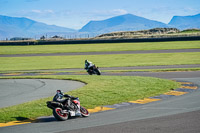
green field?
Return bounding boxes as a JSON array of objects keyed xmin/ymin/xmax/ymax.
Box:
[
  {"xmin": 0, "ymin": 40, "xmax": 200, "ymax": 55},
  {"xmin": 0, "ymin": 40, "xmax": 199, "ymax": 123},
  {"xmin": 0, "ymin": 75, "xmax": 179, "ymax": 123},
  {"xmin": 180, "ymin": 29, "xmax": 200, "ymax": 34},
  {"xmin": 0, "ymin": 52, "xmax": 200, "ymax": 71}
]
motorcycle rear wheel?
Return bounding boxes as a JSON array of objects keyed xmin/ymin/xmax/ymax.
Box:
[
  {"xmin": 87, "ymin": 71, "xmax": 93, "ymax": 75},
  {"xmin": 53, "ymin": 107, "xmax": 69, "ymax": 121},
  {"xmin": 80, "ymin": 106, "xmax": 90, "ymax": 117}
]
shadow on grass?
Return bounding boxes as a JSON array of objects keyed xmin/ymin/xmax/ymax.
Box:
[
  {"xmin": 12, "ymin": 117, "xmax": 29, "ymax": 121},
  {"xmin": 11, "ymin": 115, "xmax": 81, "ymax": 123},
  {"xmin": 11, "ymin": 116, "xmax": 57, "ymax": 123},
  {"xmin": 11, "ymin": 116, "xmax": 36, "ymax": 123}
]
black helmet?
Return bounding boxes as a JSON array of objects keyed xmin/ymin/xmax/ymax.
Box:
[{"xmin": 85, "ymin": 60, "xmax": 88, "ymax": 63}]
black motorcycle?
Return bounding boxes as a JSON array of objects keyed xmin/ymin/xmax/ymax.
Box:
[
  {"xmin": 87, "ymin": 65, "xmax": 101, "ymax": 75},
  {"xmin": 47, "ymin": 94, "xmax": 90, "ymax": 121}
]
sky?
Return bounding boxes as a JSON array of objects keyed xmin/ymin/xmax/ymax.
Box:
[{"xmin": 0, "ymin": 0, "xmax": 200, "ymax": 29}]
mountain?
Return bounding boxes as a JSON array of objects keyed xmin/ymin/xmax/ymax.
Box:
[
  {"xmin": 0, "ymin": 15, "xmax": 76, "ymax": 39},
  {"xmin": 2, "ymin": 13, "xmax": 200, "ymax": 39},
  {"xmin": 79, "ymin": 14, "xmax": 168, "ymax": 33},
  {"xmin": 168, "ymin": 13, "xmax": 200, "ymax": 30}
]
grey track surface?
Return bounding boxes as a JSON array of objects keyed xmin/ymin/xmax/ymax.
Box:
[
  {"xmin": 0, "ymin": 79, "xmax": 85, "ymax": 108},
  {"xmin": 1, "ymin": 49, "xmax": 200, "ymax": 57},
  {"xmin": 58, "ymin": 110, "xmax": 200, "ymax": 133},
  {"xmin": 2, "ymin": 68, "xmax": 200, "ymax": 79}
]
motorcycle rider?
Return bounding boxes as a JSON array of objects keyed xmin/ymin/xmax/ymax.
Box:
[
  {"xmin": 84, "ymin": 60, "xmax": 94, "ymax": 72},
  {"xmin": 53, "ymin": 90, "xmax": 65, "ymax": 102},
  {"xmin": 53, "ymin": 90, "xmax": 81, "ymax": 116}
]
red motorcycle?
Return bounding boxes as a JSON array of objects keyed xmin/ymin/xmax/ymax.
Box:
[{"xmin": 47, "ymin": 94, "xmax": 89, "ymax": 121}]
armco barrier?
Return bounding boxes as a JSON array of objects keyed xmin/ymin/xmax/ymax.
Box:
[{"xmin": 0, "ymin": 36, "xmax": 200, "ymax": 45}]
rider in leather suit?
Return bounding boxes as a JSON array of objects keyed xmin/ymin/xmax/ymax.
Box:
[
  {"xmin": 84, "ymin": 60, "xmax": 94, "ymax": 72},
  {"xmin": 53, "ymin": 90, "xmax": 81, "ymax": 116}
]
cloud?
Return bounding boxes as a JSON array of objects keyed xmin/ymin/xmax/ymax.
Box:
[
  {"xmin": 31, "ymin": 9, "xmax": 54, "ymax": 14},
  {"xmin": 112, "ymin": 9, "xmax": 128, "ymax": 15},
  {"xmin": 45, "ymin": 10, "xmax": 54, "ymax": 13},
  {"xmin": 91, "ymin": 9, "xmax": 128, "ymax": 16},
  {"xmin": 31, "ymin": 10, "xmax": 41, "ymax": 13}
]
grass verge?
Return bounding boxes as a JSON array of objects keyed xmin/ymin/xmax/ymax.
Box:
[
  {"xmin": 0, "ymin": 75, "xmax": 179, "ymax": 123},
  {"xmin": 1, "ymin": 52, "xmax": 200, "ymax": 71},
  {"xmin": 0, "ymin": 40, "xmax": 200, "ymax": 55},
  {"xmin": 1, "ymin": 67, "xmax": 200, "ymax": 75}
]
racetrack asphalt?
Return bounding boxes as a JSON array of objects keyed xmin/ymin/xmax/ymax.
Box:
[
  {"xmin": 1, "ymin": 67, "xmax": 200, "ymax": 79},
  {"xmin": 0, "ymin": 48, "xmax": 200, "ymax": 133},
  {"xmin": 58, "ymin": 109, "xmax": 200, "ymax": 133},
  {"xmin": 0, "ymin": 79, "xmax": 85, "ymax": 108}
]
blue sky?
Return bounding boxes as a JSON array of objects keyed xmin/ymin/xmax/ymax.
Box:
[{"xmin": 0, "ymin": 0, "xmax": 200, "ymax": 29}]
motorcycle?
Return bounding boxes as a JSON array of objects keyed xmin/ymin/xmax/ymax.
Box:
[
  {"xmin": 47, "ymin": 94, "xmax": 90, "ymax": 121},
  {"xmin": 86, "ymin": 64, "xmax": 101, "ymax": 75}
]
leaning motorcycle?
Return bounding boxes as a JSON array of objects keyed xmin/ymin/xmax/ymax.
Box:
[
  {"xmin": 87, "ymin": 65, "xmax": 101, "ymax": 75},
  {"xmin": 47, "ymin": 95, "xmax": 90, "ymax": 121}
]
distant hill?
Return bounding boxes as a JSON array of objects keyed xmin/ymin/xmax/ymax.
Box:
[
  {"xmin": 96, "ymin": 28, "xmax": 180, "ymax": 39},
  {"xmin": 168, "ymin": 13, "xmax": 200, "ymax": 30},
  {"xmin": 79, "ymin": 14, "xmax": 168, "ymax": 33},
  {"xmin": 1, "ymin": 13, "xmax": 200, "ymax": 40},
  {"xmin": 0, "ymin": 15, "xmax": 76, "ymax": 39}
]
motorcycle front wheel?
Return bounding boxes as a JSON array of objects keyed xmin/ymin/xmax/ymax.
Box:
[
  {"xmin": 80, "ymin": 106, "xmax": 90, "ymax": 117},
  {"xmin": 53, "ymin": 107, "xmax": 69, "ymax": 121},
  {"xmin": 95, "ymin": 68, "xmax": 101, "ymax": 75}
]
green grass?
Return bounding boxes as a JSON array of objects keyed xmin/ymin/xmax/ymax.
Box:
[
  {"xmin": 0, "ymin": 52, "xmax": 200, "ymax": 71},
  {"xmin": 0, "ymin": 40, "xmax": 200, "ymax": 55},
  {"xmin": 180, "ymin": 29, "xmax": 200, "ymax": 34},
  {"xmin": 1, "ymin": 67, "xmax": 199, "ymax": 75},
  {"xmin": 0, "ymin": 75, "xmax": 180, "ymax": 123},
  {"xmin": 0, "ymin": 40, "xmax": 198, "ymax": 123}
]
